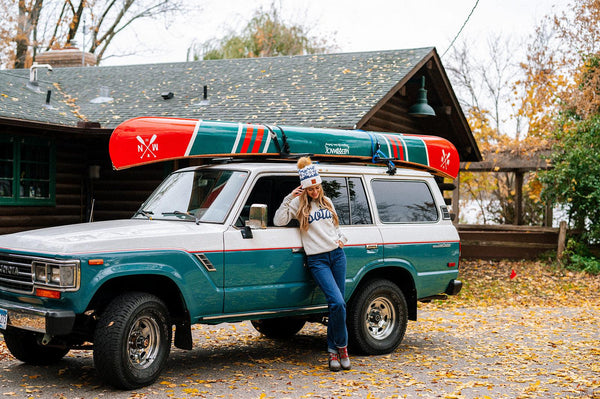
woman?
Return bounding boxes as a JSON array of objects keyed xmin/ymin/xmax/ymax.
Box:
[{"xmin": 274, "ymin": 157, "xmax": 350, "ymax": 372}]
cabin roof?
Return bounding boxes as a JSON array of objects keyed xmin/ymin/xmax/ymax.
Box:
[{"xmin": 0, "ymin": 47, "xmax": 481, "ymax": 161}]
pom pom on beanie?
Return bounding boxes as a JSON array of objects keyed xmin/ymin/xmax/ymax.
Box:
[{"xmin": 297, "ymin": 156, "xmax": 312, "ymax": 169}]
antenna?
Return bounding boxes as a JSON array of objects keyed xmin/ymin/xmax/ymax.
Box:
[{"xmin": 82, "ymin": 17, "xmax": 86, "ymax": 66}]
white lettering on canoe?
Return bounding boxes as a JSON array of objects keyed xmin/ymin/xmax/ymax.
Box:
[{"xmin": 325, "ymin": 143, "xmax": 350, "ymax": 155}]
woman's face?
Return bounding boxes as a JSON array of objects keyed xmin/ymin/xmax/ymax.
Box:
[{"xmin": 305, "ymin": 184, "xmax": 321, "ymax": 199}]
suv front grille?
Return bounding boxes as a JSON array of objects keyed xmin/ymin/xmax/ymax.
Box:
[{"xmin": 0, "ymin": 253, "xmax": 35, "ymax": 294}]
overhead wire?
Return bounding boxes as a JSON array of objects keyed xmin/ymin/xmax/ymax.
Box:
[{"xmin": 441, "ymin": 0, "xmax": 481, "ymax": 58}]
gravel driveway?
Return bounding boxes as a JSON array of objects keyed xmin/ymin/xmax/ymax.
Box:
[{"xmin": 0, "ymin": 303, "xmax": 598, "ymax": 398}]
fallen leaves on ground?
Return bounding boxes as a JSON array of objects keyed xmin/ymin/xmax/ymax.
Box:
[{"xmin": 0, "ymin": 259, "xmax": 598, "ymax": 398}]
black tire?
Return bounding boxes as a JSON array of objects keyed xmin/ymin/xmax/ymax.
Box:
[
  {"xmin": 347, "ymin": 279, "xmax": 408, "ymax": 355},
  {"xmin": 251, "ymin": 317, "xmax": 306, "ymax": 339},
  {"xmin": 2, "ymin": 328, "xmax": 69, "ymax": 365},
  {"xmin": 93, "ymin": 292, "xmax": 172, "ymax": 390}
]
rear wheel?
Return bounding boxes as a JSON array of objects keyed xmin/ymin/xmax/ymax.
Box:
[
  {"xmin": 3, "ymin": 328, "xmax": 69, "ymax": 365},
  {"xmin": 347, "ymin": 279, "xmax": 408, "ymax": 355},
  {"xmin": 93, "ymin": 292, "xmax": 172, "ymax": 390},
  {"xmin": 251, "ymin": 317, "xmax": 306, "ymax": 339}
]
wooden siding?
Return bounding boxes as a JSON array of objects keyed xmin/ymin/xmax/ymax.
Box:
[
  {"xmin": 0, "ymin": 136, "xmax": 168, "ymax": 235},
  {"xmin": 73, "ymin": 135, "xmax": 168, "ymax": 223},
  {"xmin": 91, "ymin": 164, "xmax": 166, "ymax": 221}
]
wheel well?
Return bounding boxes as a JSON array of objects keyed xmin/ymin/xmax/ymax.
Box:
[
  {"xmin": 351, "ymin": 267, "xmax": 417, "ymax": 321},
  {"xmin": 87, "ymin": 275, "xmax": 188, "ymax": 323}
]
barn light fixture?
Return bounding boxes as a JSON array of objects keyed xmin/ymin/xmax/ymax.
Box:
[{"xmin": 408, "ymin": 76, "xmax": 436, "ymax": 117}]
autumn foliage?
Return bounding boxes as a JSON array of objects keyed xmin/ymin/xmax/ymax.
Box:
[{"xmin": 447, "ymin": 0, "xmax": 600, "ymax": 235}]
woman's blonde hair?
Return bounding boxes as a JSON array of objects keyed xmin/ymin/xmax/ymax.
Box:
[{"xmin": 296, "ymin": 157, "xmax": 339, "ymax": 231}]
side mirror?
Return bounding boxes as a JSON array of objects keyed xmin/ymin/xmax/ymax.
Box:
[
  {"xmin": 247, "ymin": 204, "xmax": 267, "ymax": 229},
  {"xmin": 241, "ymin": 204, "xmax": 267, "ymax": 239}
]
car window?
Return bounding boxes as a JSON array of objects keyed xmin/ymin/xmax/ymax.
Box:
[
  {"xmin": 322, "ymin": 177, "xmax": 372, "ymax": 225},
  {"xmin": 371, "ymin": 180, "xmax": 438, "ymax": 223},
  {"xmin": 238, "ymin": 175, "xmax": 300, "ymax": 227}
]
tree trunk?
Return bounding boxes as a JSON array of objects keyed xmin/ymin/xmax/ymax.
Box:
[{"xmin": 14, "ymin": 0, "xmax": 44, "ymax": 68}]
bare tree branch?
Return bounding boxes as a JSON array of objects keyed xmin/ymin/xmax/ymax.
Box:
[{"xmin": 3, "ymin": 0, "xmax": 182, "ymax": 68}]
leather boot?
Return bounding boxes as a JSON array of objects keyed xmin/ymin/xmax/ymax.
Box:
[
  {"xmin": 329, "ymin": 352, "xmax": 341, "ymax": 372},
  {"xmin": 338, "ymin": 346, "xmax": 351, "ymax": 370}
]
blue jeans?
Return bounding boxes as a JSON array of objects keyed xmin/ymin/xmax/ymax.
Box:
[{"xmin": 307, "ymin": 247, "xmax": 348, "ymax": 353}]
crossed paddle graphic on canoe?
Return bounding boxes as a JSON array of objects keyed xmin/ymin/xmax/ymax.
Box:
[{"xmin": 136, "ymin": 135, "xmax": 157, "ymax": 159}]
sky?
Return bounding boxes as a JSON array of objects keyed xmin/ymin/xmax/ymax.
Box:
[{"xmin": 99, "ymin": 0, "xmax": 566, "ymax": 67}]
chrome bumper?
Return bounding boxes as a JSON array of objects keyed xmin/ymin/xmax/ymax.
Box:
[{"xmin": 0, "ymin": 298, "xmax": 75, "ymax": 335}]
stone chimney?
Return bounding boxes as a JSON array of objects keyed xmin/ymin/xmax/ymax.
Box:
[{"xmin": 36, "ymin": 47, "xmax": 97, "ymax": 68}]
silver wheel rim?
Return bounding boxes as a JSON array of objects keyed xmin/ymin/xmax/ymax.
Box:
[
  {"xmin": 127, "ymin": 315, "xmax": 161, "ymax": 369},
  {"xmin": 365, "ymin": 296, "xmax": 396, "ymax": 340}
]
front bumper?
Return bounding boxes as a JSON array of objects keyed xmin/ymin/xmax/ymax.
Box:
[{"xmin": 0, "ymin": 298, "xmax": 75, "ymax": 335}]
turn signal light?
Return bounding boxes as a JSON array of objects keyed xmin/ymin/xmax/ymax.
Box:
[
  {"xmin": 447, "ymin": 262, "xmax": 456, "ymax": 268},
  {"xmin": 36, "ymin": 288, "xmax": 61, "ymax": 299}
]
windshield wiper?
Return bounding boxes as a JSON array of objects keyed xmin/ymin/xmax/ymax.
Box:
[
  {"xmin": 135, "ymin": 209, "xmax": 154, "ymax": 219},
  {"xmin": 162, "ymin": 210, "xmax": 202, "ymax": 225},
  {"xmin": 162, "ymin": 210, "xmax": 195, "ymax": 219}
]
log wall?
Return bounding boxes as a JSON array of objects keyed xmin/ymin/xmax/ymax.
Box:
[{"xmin": 0, "ymin": 136, "xmax": 167, "ymax": 235}]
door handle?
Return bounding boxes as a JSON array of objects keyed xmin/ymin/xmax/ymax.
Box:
[
  {"xmin": 292, "ymin": 248, "xmax": 305, "ymax": 253},
  {"xmin": 365, "ymin": 244, "xmax": 378, "ymax": 250}
]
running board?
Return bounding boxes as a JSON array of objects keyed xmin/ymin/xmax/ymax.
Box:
[{"xmin": 200, "ymin": 305, "xmax": 329, "ymax": 321}]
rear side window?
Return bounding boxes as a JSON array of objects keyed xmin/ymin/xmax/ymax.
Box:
[
  {"xmin": 322, "ymin": 177, "xmax": 372, "ymax": 225},
  {"xmin": 371, "ymin": 180, "xmax": 438, "ymax": 223}
]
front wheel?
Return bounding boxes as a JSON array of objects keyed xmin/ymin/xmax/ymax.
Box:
[
  {"xmin": 347, "ymin": 279, "xmax": 408, "ymax": 355},
  {"xmin": 93, "ymin": 292, "xmax": 172, "ymax": 390}
]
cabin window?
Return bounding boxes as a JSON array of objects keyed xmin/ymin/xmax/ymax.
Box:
[{"xmin": 0, "ymin": 136, "xmax": 55, "ymax": 206}]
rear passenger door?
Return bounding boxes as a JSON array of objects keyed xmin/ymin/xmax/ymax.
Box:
[
  {"xmin": 312, "ymin": 176, "xmax": 383, "ymax": 304},
  {"xmin": 370, "ymin": 178, "xmax": 460, "ymax": 298}
]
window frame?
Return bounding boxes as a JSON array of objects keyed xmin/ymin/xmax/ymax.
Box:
[
  {"xmin": 0, "ymin": 136, "xmax": 56, "ymax": 206},
  {"xmin": 236, "ymin": 172, "xmax": 301, "ymax": 228}
]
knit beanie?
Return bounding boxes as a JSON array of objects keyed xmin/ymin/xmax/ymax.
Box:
[{"xmin": 297, "ymin": 157, "xmax": 322, "ymax": 188}]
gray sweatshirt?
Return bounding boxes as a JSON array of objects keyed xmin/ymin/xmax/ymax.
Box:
[{"xmin": 274, "ymin": 194, "xmax": 348, "ymax": 255}]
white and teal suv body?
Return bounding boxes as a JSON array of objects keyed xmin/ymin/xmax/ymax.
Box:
[{"xmin": 0, "ymin": 161, "xmax": 461, "ymax": 389}]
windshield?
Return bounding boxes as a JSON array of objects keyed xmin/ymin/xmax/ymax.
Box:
[{"xmin": 135, "ymin": 169, "xmax": 248, "ymax": 223}]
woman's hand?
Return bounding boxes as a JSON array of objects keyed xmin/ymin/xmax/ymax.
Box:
[
  {"xmin": 337, "ymin": 240, "xmax": 345, "ymax": 248},
  {"xmin": 291, "ymin": 185, "xmax": 304, "ymax": 197}
]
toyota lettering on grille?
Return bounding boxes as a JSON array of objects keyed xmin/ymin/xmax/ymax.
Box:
[{"xmin": 0, "ymin": 264, "xmax": 20, "ymax": 276}]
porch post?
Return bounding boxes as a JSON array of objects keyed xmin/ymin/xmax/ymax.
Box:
[
  {"xmin": 514, "ymin": 171, "xmax": 524, "ymax": 225},
  {"xmin": 452, "ymin": 172, "xmax": 460, "ymax": 224}
]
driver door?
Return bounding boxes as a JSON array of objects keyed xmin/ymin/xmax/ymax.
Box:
[{"xmin": 223, "ymin": 175, "xmax": 319, "ymax": 314}]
